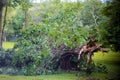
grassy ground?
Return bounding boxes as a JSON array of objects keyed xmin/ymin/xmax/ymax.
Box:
[
  {"xmin": 0, "ymin": 42, "xmax": 120, "ymax": 80},
  {"xmin": 0, "ymin": 74, "xmax": 82, "ymax": 80},
  {"xmin": 0, "ymin": 73, "xmax": 111, "ymax": 80},
  {"xmin": 3, "ymin": 42, "xmax": 15, "ymax": 50},
  {"xmin": 93, "ymin": 51, "xmax": 120, "ymax": 80}
]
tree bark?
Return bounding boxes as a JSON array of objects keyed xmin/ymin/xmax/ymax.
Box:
[
  {"xmin": 2, "ymin": 5, "xmax": 8, "ymax": 42},
  {"xmin": 24, "ymin": 9, "xmax": 28, "ymax": 29},
  {"xmin": 0, "ymin": 3, "xmax": 3, "ymax": 48}
]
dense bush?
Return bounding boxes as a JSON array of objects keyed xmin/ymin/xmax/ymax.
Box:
[{"xmin": 0, "ymin": 49, "xmax": 14, "ymax": 67}]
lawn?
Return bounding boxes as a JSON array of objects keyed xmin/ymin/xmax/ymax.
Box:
[
  {"xmin": 0, "ymin": 74, "xmax": 82, "ymax": 80},
  {"xmin": 93, "ymin": 51, "xmax": 120, "ymax": 80},
  {"xmin": 3, "ymin": 42, "xmax": 15, "ymax": 50},
  {"xmin": 0, "ymin": 73, "xmax": 110, "ymax": 80},
  {"xmin": 0, "ymin": 42, "xmax": 120, "ymax": 80}
]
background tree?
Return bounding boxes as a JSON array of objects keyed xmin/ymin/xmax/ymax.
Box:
[
  {"xmin": 0, "ymin": 0, "xmax": 24, "ymax": 48},
  {"xmin": 78, "ymin": 0, "xmax": 104, "ymax": 38},
  {"xmin": 0, "ymin": 0, "xmax": 6, "ymax": 48},
  {"xmin": 20, "ymin": 0, "xmax": 32, "ymax": 29},
  {"xmin": 98, "ymin": 0, "xmax": 120, "ymax": 51},
  {"xmin": 6, "ymin": 8, "xmax": 24, "ymax": 41}
]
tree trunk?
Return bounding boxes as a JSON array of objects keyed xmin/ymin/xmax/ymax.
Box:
[
  {"xmin": 24, "ymin": 9, "xmax": 28, "ymax": 29},
  {"xmin": 2, "ymin": 5, "xmax": 8, "ymax": 42},
  {"xmin": 0, "ymin": 3, "xmax": 3, "ymax": 48}
]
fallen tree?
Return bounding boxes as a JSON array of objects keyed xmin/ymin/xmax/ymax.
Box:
[{"xmin": 48, "ymin": 38, "xmax": 108, "ymax": 73}]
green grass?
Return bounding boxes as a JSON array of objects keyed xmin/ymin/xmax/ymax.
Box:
[
  {"xmin": 3, "ymin": 42, "xmax": 15, "ymax": 50},
  {"xmin": 92, "ymin": 51, "xmax": 120, "ymax": 80},
  {"xmin": 0, "ymin": 42, "xmax": 120, "ymax": 80},
  {"xmin": 93, "ymin": 51, "xmax": 120, "ymax": 72},
  {"xmin": 0, "ymin": 73, "xmax": 86, "ymax": 80}
]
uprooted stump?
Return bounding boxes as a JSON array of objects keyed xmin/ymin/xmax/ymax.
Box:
[
  {"xmin": 42, "ymin": 38, "xmax": 108, "ymax": 74},
  {"xmin": 59, "ymin": 51, "xmax": 78, "ymax": 71}
]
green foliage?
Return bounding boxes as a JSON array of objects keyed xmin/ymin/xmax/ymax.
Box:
[
  {"xmin": 0, "ymin": 0, "xmax": 27, "ymax": 7},
  {"xmin": 77, "ymin": 0, "xmax": 104, "ymax": 38},
  {"xmin": 8, "ymin": 1, "xmax": 106, "ymax": 75},
  {"xmin": 30, "ymin": 1, "xmax": 90, "ymax": 47},
  {"xmin": 6, "ymin": 8, "xmax": 24, "ymax": 41},
  {"xmin": 12, "ymin": 24, "xmax": 51, "ymax": 75},
  {"xmin": 45, "ymin": 2, "xmax": 90, "ymax": 47},
  {"xmin": 94, "ymin": 63, "xmax": 107, "ymax": 73},
  {"xmin": 20, "ymin": 0, "xmax": 32, "ymax": 10},
  {"xmin": 1, "ymin": 0, "xmax": 112, "ymax": 76},
  {"xmin": 98, "ymin": 0, "xmax": 120, "ymax": 51},
  {"xmin": 0, "ymin": 49, "xmax": 14, "ymax": 67},
  {"xmin": 79, "ymin": 0, "xmax": 102, "ymax": 25}
]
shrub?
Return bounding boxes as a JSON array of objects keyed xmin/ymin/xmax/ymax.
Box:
[{"xmin": 0, "ymin": 49, "xmax": 14, "ymax": 67}]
